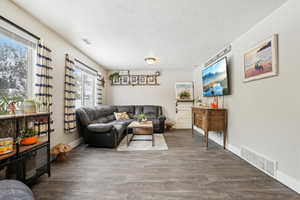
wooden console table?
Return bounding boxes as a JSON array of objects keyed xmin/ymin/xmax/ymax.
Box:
[{"xmin": 192, "ymin": 107, "xmax": 227, "ymax": 149}]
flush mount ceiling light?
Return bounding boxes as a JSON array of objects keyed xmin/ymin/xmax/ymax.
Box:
[{"xmin": 145, "ymin": 57, "xmax": 159, "ymax": 65}]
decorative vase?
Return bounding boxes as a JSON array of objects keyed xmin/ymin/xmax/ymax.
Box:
[
  {"xmin": 23, "ymin": 99, "xmax": 36, "ymax": 114},
  {"xmin": 20, "ymin": 136, "xmax": 38, "ymax": 146}
]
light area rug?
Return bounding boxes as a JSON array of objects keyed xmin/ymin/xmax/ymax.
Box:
[{"xmin": 117, "ymin": 134, "xmax": 168, "ymax": 151}]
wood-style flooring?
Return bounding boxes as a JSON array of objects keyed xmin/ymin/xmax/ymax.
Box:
[{"xmin": 32, "ymin": 130, "xmax": 300, "ymax": 200}]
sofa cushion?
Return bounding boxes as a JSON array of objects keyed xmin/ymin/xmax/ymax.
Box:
[
  {"xmin": 88, "ymin": 123, "xmax": 113, "ymax": 133},
  {"xmin": 106, "ymin": 114, "xmax": 116, "ymax": 121},
  {"xmin": 134, "ymin": 106, "xmax": 143, "ymax": 115},
  {"xmin": 143, "ymin": 106, "xmax": 158, "ymax": 116},
  {"xmin": 82, "ymin": 107, "xmax": 98, "ymax": 121},
  {"xmin": 115, "ymin": 119, "xmax": 134, "ymax": 126},
  {"xmin": 94, "ymin": 105, "xmax": 116, "ymax": 118},
  {"xmin": 76, "ymin": 108, "xmax": 92, "ymax": 126},
  {"xmin": 92, "ymin": 117, "xmax": 109, "ymax": 124},
  {"xmin": 145, "ymin": 114, "xmax": 157, "ymax": 120},
  {"xmin": 114, "ymin": 112, "xmax": 130, "ymax": 120}
]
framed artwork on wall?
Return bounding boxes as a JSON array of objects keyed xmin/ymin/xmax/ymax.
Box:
[
  {"xmin": 138, "ymin": 75, "xmax": 147, "ymax": 85},
  {"xmin": 112, "ymin": 76, "xmax": 121, "ymax": 85},
  {"xmin": 175, "ymin": 82, "xmax": 194, "ymax": 100},
  {"xmin": 147, "ymin": 75, "xmax": 157, "ymax": 85},
  {"xmin": 130, "ymin": 75, "xmax": 138, "ymax": 85},
  {"xmin": 120, "ymin": 75, "xmax": 129, "ymax": 85},
  {"xmin": 244, "ymin": 34, "xmax": 278, "ymax": 82}
]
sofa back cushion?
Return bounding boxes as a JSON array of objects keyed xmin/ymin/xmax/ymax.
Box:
[
  {"xmin": 76, "ymin": 107, "xmax": 96, "ymax": 126},
  {"xmin": 95, "ymin": 105, "xmax": 116, "ymax": 118},
  {"xmin": 143, "ymin": 106, "xmax": 158, "ymax": 116},
  {"xmin": 106, "ymin": 114, "xmax": 116, "ymax": 121},
  {"xmin": 133, "ymin": 105, "xmax": 162, "ymax": 119}
]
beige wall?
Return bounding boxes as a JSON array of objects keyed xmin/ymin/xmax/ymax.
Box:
[
  {"xmin": 194, "ymin": 0, "xmax": 300, "ymax": 192},
  {"xmin": 107, "ymin": 69, "xmax": 193, "ymax": 121},
  {"xmin": 0, "ymin": 0, "xmax": 108, "ymax": 147}
]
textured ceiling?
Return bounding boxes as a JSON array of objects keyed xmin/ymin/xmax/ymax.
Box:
[{"xmin": 13, "ymin": 0, "xmax": 287, "ymax": 70}]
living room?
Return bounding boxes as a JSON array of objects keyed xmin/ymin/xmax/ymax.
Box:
[{"xmin": 0, "ymin": 0, "xmax": 299, "ymax": 199}]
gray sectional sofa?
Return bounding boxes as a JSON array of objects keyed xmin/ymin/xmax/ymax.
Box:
[{"xmin": 76, "ymin": 105, "xmax": 166, "ymax": 148}]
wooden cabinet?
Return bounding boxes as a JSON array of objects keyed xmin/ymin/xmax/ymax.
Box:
[{"xmin": 192, "ymin": 107, "xmax": 227, "ymax": 149}]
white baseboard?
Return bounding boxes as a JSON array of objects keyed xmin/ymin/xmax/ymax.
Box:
[
  {"xmin": 277, "ymin": 171, "xmax": 300, "ymax": 194},
  {"xmin": 193, "ymin": 126, "xmax": 300, "ymax": 194},
  {"xmin": 68, "ymin": 137, "xmax": 83, "ymax": 149}
]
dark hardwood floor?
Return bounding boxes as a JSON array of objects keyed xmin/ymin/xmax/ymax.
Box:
[{"xmin": 32, "ymin": 130, "xmax": 299, "ymax": 200}]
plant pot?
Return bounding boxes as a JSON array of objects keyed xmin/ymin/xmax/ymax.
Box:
[{"xmin": 20, "ymin": 136, "xmax": 38, "ymax": 146}]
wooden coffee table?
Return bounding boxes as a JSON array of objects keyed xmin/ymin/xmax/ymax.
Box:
[{"xmin": 127, "ymin": 121, "xmax": 154, "ymax": 146}]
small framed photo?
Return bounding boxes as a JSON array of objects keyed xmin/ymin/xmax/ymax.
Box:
[
  {"xmin": 112, "ymin": 76, "xmax": 121, "ymax": 85},
  {"xmin": 138, "ymin": 75, "xmax": 147, "ymax": 85},
  {"xmin": 130, "ymin": 75, "xmax": 139, "ymax": 85},
  {"xmin": 147, "ymin": 75, "xmax": 157, "ymax": 85},
  {"xmin": 120, "ymin": 75, "xmax": 129, "ymax": 85}
]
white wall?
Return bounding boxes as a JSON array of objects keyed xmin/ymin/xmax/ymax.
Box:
[
  {"xmin": 194, "ymin": 0, "xmax": 300, "ymax": 192},
  {"xmin": 0, "ymin": 0, "xmax": 108, "ymax": 147},
  {"xmin": 107, "ymin": 70, "xmax": 193, "ymax": 121}
]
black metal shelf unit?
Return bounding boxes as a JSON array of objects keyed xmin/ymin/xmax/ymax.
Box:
[{"xmin": 0, "ymin": 112, "xmax": 51, "ymax": 185}]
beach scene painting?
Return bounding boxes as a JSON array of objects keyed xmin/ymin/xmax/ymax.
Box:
[
  {"xmin": 202, "ymin": 57, "xmax": 229, "ymax": 97},
  {"xmin": 244, "ymin": 34, "xmax": 278, "ymax": 82}
]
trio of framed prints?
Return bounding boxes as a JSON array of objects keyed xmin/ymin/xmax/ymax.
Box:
[{"xmin": 112, "ymin": 74, "xmax": 159, "ymax": 86}]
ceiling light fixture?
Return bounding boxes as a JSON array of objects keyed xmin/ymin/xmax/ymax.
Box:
[{"xmin": 145, "ymin": 57, "xmax": 159, "ymax": 65}]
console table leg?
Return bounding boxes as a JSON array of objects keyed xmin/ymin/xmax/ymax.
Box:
[
  {"xmin": 223, "ymin": 130, "xmax": 227, "ymax": 149},
  {"xmin": 126, "ymin": 128, "xmax": 129, "ymax": 146},
  {"xmin": 205, "ymin": 131, "xmax": 209, "ymax": 148},
  {"xmin": 152, "ymin": 130, "xmax": 155, "ymax": 147}
]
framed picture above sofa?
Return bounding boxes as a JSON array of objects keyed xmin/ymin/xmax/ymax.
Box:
[
  {"xmin": 147, "ymin": 75, "xmax": 157, "ymax": 85},
  {"xmin": 138, "ymin": 75, "xmax": 147, "ymax": 85},
  {"xmin": 130, "ymin": 75, "xmax": 139, "ymax": 85},
  {"xmin": 110, "ymin": 71, "xmax": 160, "ymax": 86},
  {"xmin": 120, "ymin": 75, "xmax": 129, "ymax": 85}
]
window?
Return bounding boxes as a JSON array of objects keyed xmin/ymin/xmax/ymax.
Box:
[
  {"xmin": 74, "ymin": 61, "xmax": 98, "ymax": 108},
  {"xmin": 0, "ymin": 20, "xmax": 37, "ymax": 98}
]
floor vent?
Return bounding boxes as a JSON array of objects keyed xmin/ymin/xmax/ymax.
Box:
[{"xmin": 241, "ymin": 146, "xmax": 277, "ymax": 177}]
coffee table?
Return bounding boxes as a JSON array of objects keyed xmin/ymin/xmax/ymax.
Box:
[{"xmin": 127, "ymin": 121, "xmax": 154, "ymax": 146}]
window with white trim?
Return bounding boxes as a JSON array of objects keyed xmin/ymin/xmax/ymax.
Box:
[
  {"xmin": 74, "ymin": 61, "xmax": 97, "ymax": 108},
  {"xmin": 0, "ymin": 20, "xmax": 37, "ymax": 98}
]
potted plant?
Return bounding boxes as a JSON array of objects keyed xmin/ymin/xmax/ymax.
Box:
[
  {"xmin": 138, "ymin": 113, "xmax": 147, "ymax": 122},
  {"xmin": 108, "ymin": 72, "xmax": 120, "ymax": 81},
  {"xmin": 0, "ymin": 96, "xmax": 24, "ymax": 115},
  {"xmin": 19, "ymin": 127, "xmax": 38, "ymax": 145},
  {"xmin": 179, "ymin": 90, "xmax": 191, "ymax": 100}
]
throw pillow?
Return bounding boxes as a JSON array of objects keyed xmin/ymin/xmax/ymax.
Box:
[{"xmin": 114, "ymin": 112, "xmax": 129, "ymax": 120}]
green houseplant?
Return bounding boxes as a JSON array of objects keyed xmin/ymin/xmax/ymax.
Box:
[
  {"xmin": 179, "ymin": 91, "xmax": 191, "ymax": 99},
  {"xmin": 138, "ymin": 113, "xmax": 147, "ymax": 122},
  {"xmin": 0, "ymin": 96, "xmax": 24, "ymax": 115},
  {"xmin": 108, "ymin": 72, "xmax": 120, "ymax": 81},
  {"xmin": 179, "ymin": 90, "xmax": 191, "ymax": 100}
]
